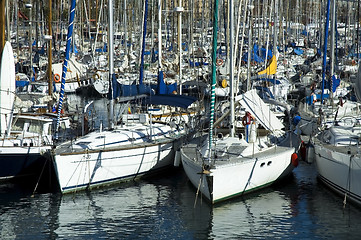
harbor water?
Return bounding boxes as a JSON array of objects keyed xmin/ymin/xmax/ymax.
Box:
[
  {"xmin": 2, "ymin": 160, "xmax": 361, "ymax": 239},
  {"xmin": 1, "ymin": 96, "xmax": 361, "ymax": 239}
]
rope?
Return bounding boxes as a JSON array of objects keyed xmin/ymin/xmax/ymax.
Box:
[
  {"xmin": 194, "ymin": 175, "xmax": 203, "ymax": 208},
  {"xmin": 242, "ymin": 157, "xmax": 258, "ymax": 195},
  {"xmin": 31, "ymin": 152, "xmax": 51, "ymax": 197},
  {"xmin": 344, "ymin": 155, "xmax": 353, "ymax": 208}
]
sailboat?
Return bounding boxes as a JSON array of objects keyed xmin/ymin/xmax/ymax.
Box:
[
  {"xmin": 0, "ymin": 41, "xmax": 73, "ymax": 182},
  {"xmin": 297, "ymin": 0, "xmax": 359, "ymax": 136},
  {"xmin": 313, "ymin": 123, "xmax": 361, "ymax": 207},
  {"xmin": 180, "ymin": 0, "xmax": 297, "ymax": 204},
  {"xmin": 50, "ymin": 0, "xmax": 198, "ymax": 194}
]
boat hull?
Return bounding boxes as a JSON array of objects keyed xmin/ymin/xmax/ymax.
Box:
[
  {"xmin": 314, "ymin": 144, "xmax": 361, "ymax": 205},
  {"xmin": 53, "ymin": 141, "xmax": 175, "ymax": 194},
  {"xmin": 0, "ymin": 146, "xmax": 50, "ymax": 181},
  {"xmin": 181, "ymin": 146, "xmax": 295, "ymax": 204}
]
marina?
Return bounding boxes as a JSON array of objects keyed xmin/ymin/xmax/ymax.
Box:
[{"xmin": 1, "ymin": 0, "xmax": 361, "ymax": 238}]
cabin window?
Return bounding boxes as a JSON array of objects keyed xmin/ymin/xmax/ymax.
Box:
[
  {"xmin": 28, "ymin": 121, "xmax": 43, "ymax": 134},
  {"xmin": 12, "ymin": 119, "xmax": 25, "ymax": 131}
]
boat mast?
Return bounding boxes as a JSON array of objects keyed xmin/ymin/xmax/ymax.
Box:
[
  {"xmin": 175, "ymin": 0, "xmax": 183, "ymax": 94},
  {"xmin": 158, "ymin": 0, "xmax": 162, "ymax": 68},
  {"xmin": 108, "ymin": 0, "xmax": 115, "ymax": 129},
  {"xmin": 272, "ymin": 0, "xmax": 278, "ymax": 99},
  {"xmin": 5, "ymin": 0, "xmax": 9, "ymax": 43},
  {"xmin": 229, "ymin": 0, "xmax": 235, "ymax": 137},
  {"xmin": 330, "ymin": 0, "xmax": 336, "ymax": 102},
  {"xmin": 56, "ymin": 0, "xmax": 76, "ymax": 132},
  {"xmin": 246, "ymin": 2, "xmax": 253, "ymax": 91},
  {"xmin": 0, "ymin": 0, "xmax": 5, "ymax": 54},
  {"xmin": 208, "ymin": 0, "xmax": 219, "ymax": 157},
  {"xmin": 321, "ymin": 0, "xmax": 331, "ymax": 104},
  {"xmin": 47, "ymin": 0, "xmax": 53, "ymax": 95},
  {"xmin": 26, "ymin": 1, "xmax": 33, "ymax": 81},
  {"xmin": 124, "ymin": 0, "xmax": 128, "ymax": 56},
  {"xmin": 139, "ymin": 0, "xmax": 149, "ymax": 85}
]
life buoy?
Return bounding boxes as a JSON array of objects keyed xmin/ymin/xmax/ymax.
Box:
[
  {"xmin": 242, "ymin": 112, "xmax": 253, "ymax": 126},
  {"xmin": 216, "ymin": 58, "xmax": 223, "ymax": 66},
  {"xmin": 54, "ymin": 74, "xmax": 61, "ymax": 83}
]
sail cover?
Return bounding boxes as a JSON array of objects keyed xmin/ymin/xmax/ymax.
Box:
[{"xmin": 235, "ymin": 89, "xmax": 284, "ymax": 132}]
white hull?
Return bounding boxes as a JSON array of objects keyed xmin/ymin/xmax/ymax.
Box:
[
  {"xmin": 314, "ymin": 144, "xmax": 361, "ymax": 205},
  {"xmin": 53, "ymin": 119, "xmax": 185, "ymax": 193},
  {"xmin": 54, "ymin": 141, "xmax": 174, "ymax": 193},
  {"xmin": 181, "ymin": 136, "xmax": 295, "ymax": 203}
]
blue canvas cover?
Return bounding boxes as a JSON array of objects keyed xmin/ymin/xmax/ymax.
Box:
[{"xmin": 143, "ymin": 94, "xmax": 197, "ymax": 109}]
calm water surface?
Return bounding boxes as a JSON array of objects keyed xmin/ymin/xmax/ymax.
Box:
[
  {"xmin": 1, "ymin": 162, "xmax": 361, "ymax": 239},
  {"xmin": 1, "ymin": 96, "xmax": 361, "ymax": 239}
]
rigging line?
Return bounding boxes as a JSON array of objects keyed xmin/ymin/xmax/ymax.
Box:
[
  {"xmin": 133, "ymin": 144, "xmax": 148, "ymax": 181},
  {"xmin": 344, "ymin": 154, "xmax": 353, "ymax": 208},
  {"xmin": 242, "ymin": 157, "xmax": 258, "ymax": 195},
  {"xmin": 31, "ymin": 151, "xmax": 51, "ymax": 197}
]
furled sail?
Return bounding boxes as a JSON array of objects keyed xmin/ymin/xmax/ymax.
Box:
[{"xmin": 257, "ymin": 55, "xmax": 277, "ymax": 75}]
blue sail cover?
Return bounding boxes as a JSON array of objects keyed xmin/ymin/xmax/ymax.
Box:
[
  {"xmin": 113, "ymin": 83, "xmax": 154, "ymax": 97},
  {"xmin": 143, "ymin": 94, "xmax": 197, "ymax": 109},
  {"xmin": 301, "ymin": 28, "xmax": 308, "ymax": 36},
  {"xmin": 156, "ymin": 70, "xmax": 166, "ymax": 94},
  {"xmin": 242, "ymin": 44, "xmax": 273, "ymax": 63},
  {"xmin": 325, "ymin": 75, "xmax": 341, "ymax": 92},
  {"xmin": 293, "ymin": 48, "xmax": 304, "ymax": 55}
]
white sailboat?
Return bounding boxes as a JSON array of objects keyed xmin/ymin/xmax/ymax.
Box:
[
  {"xmin": 0, "ymin": 41, "xmax": 73, "ymax": 182},
  {"xmin": 180, "ymin": 0, "xmax": 297, "ymax": 204},
  {"xmin": 50, "ymin": 0, "xmax": 197, "ymax": 194},
  {"xmin": 313, "ymin": 125, "xmax": 361, "ymax": 206},
  {"xmin": 312, "ymin": 4, "xmax": 361, "ymax": 204},
  {"xmin": 181, "ymin": 90, "xmax": 297, "ymax": 204}
]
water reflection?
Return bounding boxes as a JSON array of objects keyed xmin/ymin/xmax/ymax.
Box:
[{"xmin": 1, "ymin": 163, "xmax": 361, "ymax": 239}]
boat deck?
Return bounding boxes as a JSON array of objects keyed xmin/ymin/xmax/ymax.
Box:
[{"xmin": 182, "ymin": 135, "xmax": 293, "ymax": 166}]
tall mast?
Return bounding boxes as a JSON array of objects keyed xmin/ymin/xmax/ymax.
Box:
[
  {"xmin": 208, "ymin": 0, "xmax": 219, "ymax": 157},
  {"xmin": 48, "ymin": 0, "xmax": 53, "ymax": 95},
  {"xmin": 108, "ymin": 0, "xmax": 115, "ymax": 129},
  {"xmin": 175, "ymin": 0, "xmax": 183, "ymax": 94},
  {"xmin": 0, "ymin": 0, "xmax": 5, "ymax": 54},
  {"xmin": 321, "ymin": 0, "xmax": 331, "ymax": 104},
  {"xmin": 56, "ymin": 0, "xmax": 76, "ymax": 131},
  {"xmin": 229, "ymin": 0, "xmax": 235, "ymax": 137},
  {"xmin": 273, "ymin": 0, "xmax": 278, "ymax": 99},
  {"xmin": 124, "ymin": 0, "xmax": 128, "ymax": 55},
  {"xmin": 246, "ymin": 2, "xmax": 253, "ymax": 91},
  {"xmin": 139, "ymin": 0, "xmax": 149, "ymax": 85},
  {"xmin": 5, "ymin": 0, "xmax": 9, "ymax": 43},
  {"xmin": 158, "ymin": 0, "xmax": 162, "ymax": 69},
  {"xmin": 330, "ymin": 0, "xmax": 336, "ymax": 102},
  {"xmin": 26, "ymin": 1, "xmax": 33, "ymax": 81}
]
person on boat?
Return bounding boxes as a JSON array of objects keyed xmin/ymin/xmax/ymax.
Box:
[
  {"xmin": 242, "ymin": 112, "xmax": 256, "ymax": 143},
  {"xmin": 310, "ymin": 91, "xmax": 317, "ymax": 110}
]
